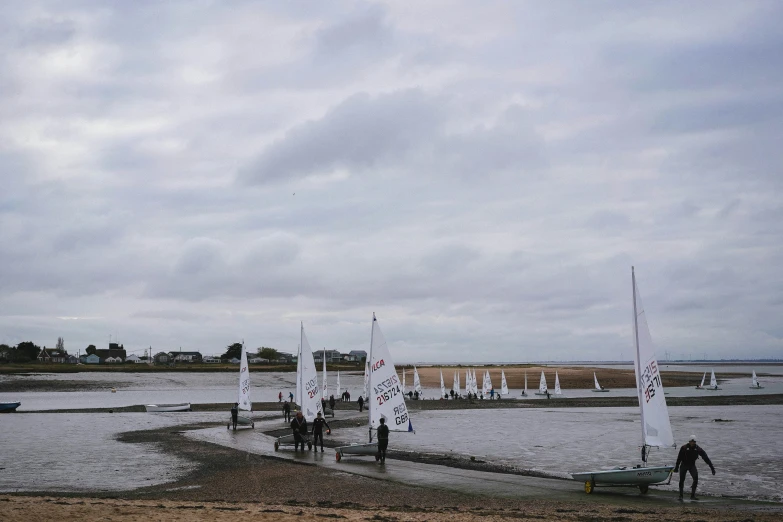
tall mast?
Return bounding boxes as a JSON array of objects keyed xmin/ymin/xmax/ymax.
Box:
[
  {"xmin": 368, "ymin": 313, "xmax": 375, "ymax": 442},
  {"xmin": 298, "ymin": 322, "xmax": 303, "ymax": 410},
  {"xmin": 631, "ymin": 266, "xmax": 646, "ymax": 453}
]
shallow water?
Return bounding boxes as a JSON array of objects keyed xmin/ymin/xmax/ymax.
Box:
[
  {"xmin": 333, "ymin": 405, "xmax": 783, "ymax": 502},
  {"xmin": 0, "ymin": 371, "xmax": 367, "ymax": 410}
]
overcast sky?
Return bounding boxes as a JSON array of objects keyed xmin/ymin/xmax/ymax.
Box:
[{"xmin": 1, "ymin": 1, "xmax": 781, "ymax": 362}]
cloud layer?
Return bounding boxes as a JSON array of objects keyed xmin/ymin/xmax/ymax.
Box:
[{"xmin": 1, "ymin": 1, "xmax": 782, "ymax": 362}]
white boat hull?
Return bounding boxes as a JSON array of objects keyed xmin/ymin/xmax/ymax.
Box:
[
  {"xmin": 571, "ymin": 465, "xmax": 673, "ymax": 487},
  {"xmin": 145, "ymin": 403, "xmax": 191, "ymax": 412},
  {"xmin": 750, "ymin": 385, "xmax": 764, "ymax": 389},
  {"xmin": 335, "ymin": 442, "xmax": 378, "ymax": 461},
  {"xmin": 591, "ymin": 389, "xmax": 610, "ymax": 392},
  {"xmin": 227, "ymin": 414, "xmax": 254, "ymax": 428}
]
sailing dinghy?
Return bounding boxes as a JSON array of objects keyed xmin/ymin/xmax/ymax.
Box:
[
  {"xmin": 521, "ymin": 371, "xmax": 528, "ymax": 396},
  {"xmin": 322, "ymin": 349, "xmax": 334, "ymax": 417},
  {"xmin": 750, "ymin": 371, "xmax": 763, "ymax": 389},
  {"xmin": 335, "ymin": 314, "xmax": 413, "ymax": 462},
  {"xmin": 275, "ymin": 323, "xmax": 321, "ymax": 451},
  {"xmin": 535, "ymin": 371, "xmax": 548, "ymax": 396},
  {"xmin": 571, "ymin": 267, "xmax": 675, "ymax": 494},
  {"xmin": 413, "ymin": 366, "xmax": 422, "ymax": 398},
  {"xmin": 500, "ymin": 370, "xmax": 509, "ymax": 397},
  {"xmin": 440, "ymin": 369, "xmax": 447, "ymax": 399},
  {"xmin": 695, "ymin": 372, "xmax": 706, "ymax": 389},
  {"xmin": 706, "ymin": 369, "xmax": 721, "ymax": 390},
  {"xmin": 592, "ymin": 372, "xmax": 609, "ymax": 392},
  {"xmin": 453, "ymin": 370, "xmax": 460, "ymax": 398},
  {"xmin": 228, "ymin": 342, "xmax": 254, "ymax": 429},
  {"xmin": 554, "ymin": 371, "xmax": 562, "ymax": 396}
]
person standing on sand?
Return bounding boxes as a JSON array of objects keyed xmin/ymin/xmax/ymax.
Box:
[
  {"xmin": 377, "ymin": 417, "xmax": 390, "ymax": 464},
  {"xmin": 289, "ymin": 391, "xmax": 294, "ymax": 402},
  {"xmin": 311, "ymin": 411, "xmax": 331, "ymax": 452},
  {"xmin": 230, "ymin": 402, "xmax": 238, "ymax": 431},
  {"xmin": 675, "ymin": 435, "xmax": 715, "ymax": 500},
  {"xmin": 291, "ymin": 411, "xmax": 308, "ymax": 451},
  {"xmin": 357, "ymin": 395, "xmax": 364, "ymax": 412},
  {"xmin": 283, "ymin": 400, "xmax": 291, "ymax": 423},
  {"xmin": 278, "ymin": 391, "xmax": 282, "ymax": 402},
  {"xmin": 329, "ymin": 395, "xmax": 336, "ymax": 411}
]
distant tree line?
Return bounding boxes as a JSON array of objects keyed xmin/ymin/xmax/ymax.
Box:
[{"xmin": 220, "ymin": 343, "xmax": 279, "ymax": 361}]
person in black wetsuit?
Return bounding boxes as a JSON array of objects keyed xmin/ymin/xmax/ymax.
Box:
[
  {"xmin": 329, "ymin": 395, "xmax": 336, "ymax": 411},
  {"xmin": 290, "ymin": 411, "xmax": 308, "ymax": 451},
  {"xmin": 230, "ymin": 402, "xmax": 238, "ymax": 431},
  {"xmin": 357, "ymin": 395, "xmax": 364, "ymax": 412},
  {"xmin": 377, "ymin": 417, "xmax": 390, "ymax": 464},
  {"xmin": 674, "ymin": 435, "xmax": 715, "ymax": 500},
  {"xmin": 311, "ymin": 412, "xmax": 331, "ymax": 452},
  {"xmin": 283, "ymin": 400, "xmax": 291, "ymax": 423}
]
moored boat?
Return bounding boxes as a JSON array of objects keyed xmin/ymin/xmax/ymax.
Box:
[
  {"xmin": 145, "ymin": 403, "xmax": 191, "ymax": 412},
  {"xmin": 0, "ymin": 401, "xmax": 21, "ymax": 413},
  {"xmin": 592, "ymin": 372, "xmax": 610, "ymax": 392}
]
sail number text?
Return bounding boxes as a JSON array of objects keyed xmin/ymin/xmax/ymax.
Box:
[{"xmin": 641, "ymin": 361, "xmax": 662, "ymax": 403}]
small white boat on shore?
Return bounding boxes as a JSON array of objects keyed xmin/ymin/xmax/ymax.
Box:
[
  {"xmin": 228, "ymin": 342, "xmax": 254, "ymax": 429},
  {"xmin": 145, "ymin": 403, "xmax": 191, "ymax": 412},
  {"xmin": 695, "ymin": 372, "xmax": 706, "ymax": 389},
  {"xmin": 534, "ymin": 371, "xmax": 548, "ymax": 396},
  {"xmin": 750, "ymin": 370, "xmax": 763, "ymax": 389}
]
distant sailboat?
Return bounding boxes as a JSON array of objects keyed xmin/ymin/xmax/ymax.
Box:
[
  {"xmin": 472, "ymin": 368, "xmax": 478, "ymax": 395},
  {"xmin": 413, "ymin": 366, "xmax": 422, "ymax": 397},
  {"xmin": 695, "ymin": 372, "xmax": 706, "ymax": 389},
  {"xmin": 554, "ymin": 371, "xmax": 562, "ymax": 396},
  {"xmin": 439, "ymin": 369, "xmax": 446, "ymax": 399},
  {"xmin": 750, "ymin": 370, "xmax": 763, "ymax": 389},
  {"xmin": 453, "ymin": 370, "xmax": 460, "ymax": 397},
  {"xmin": 535, "ymin": 371, "xmax": 549, "ymax": 396},
  {"xmin": 500, "ymin": 370, "xmax": 509, "ymax": 396},
  {"xmin": 521, "ymin": 371, "xmax": 528, "ymax": 396},
  {"xmin": 706, "ymin": 369, "xmax": 721, "ymax": 390},
  {"xmin": 233, "ymin": 342, "xmax": 254, "ymax": 428},
  {"xmin": 402, "ymin": 368, "xmax": 406, "ymax": 395},
  {"xmin": 592, "ymin": 372, "xmax": 609, "ymax": 392}
]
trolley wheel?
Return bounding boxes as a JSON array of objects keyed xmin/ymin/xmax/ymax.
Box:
[
  {"xmin": 639, "ymin": 484, "xmax": 649, "ymax": 494},
  {"xmin": 308, "ymin": 442, "xmax": 312, "ymax": 450},
  {"xmin": 335, "ymin": 452, "xmax": 342, "ymax": 462},
  {"xmin": 274, "ymin": 441, "xmax": 280, "ymax": 452},
  {"xmin": 585, "ymin": 480, "xmax": 594, "ymax": 494}
]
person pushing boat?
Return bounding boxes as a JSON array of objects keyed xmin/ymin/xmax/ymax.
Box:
[
  {"xmin": 674, "ymin": 435, "xmax": 715, "ymax": 500},
  {"xmin": 290, "ymin": 411, "xmax": 309, "ymax": 451},
  {"xmin": 230, "ymin": 402, "xmax": 238, "ymax": 431}
]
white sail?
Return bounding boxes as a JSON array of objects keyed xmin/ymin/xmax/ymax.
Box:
[
  {"xmin": 440, "ymin": 370, "xmax": 446, "ymax": 398},
  {"xmin": 295, "ymin": 344, "xmax": 302, "ymax": 407},
  {"xmin": 453, "ymin": 371, "xmax": 460, "ymax": 396},
  {"xmin": 465, "ymin": 369, "xmax": 471, "ymax": 394},
  {"xmin": 237, "ymin": 343, "xmax": 251, "ymax": 411},
  {"xmin": 368, "ymin": 314, "xmax": 413, "ymax": 432},
  {"xmin": 322, "ymin": 349, "xmax": 328, "ymax": 400},
  {"xmin": 709, "ymin": 369, "xmax": 718, "ymax": 389},
  {"xmin": 501, "ymin": 370, "xmax": 508, "ymax": 395},
  {"xmin": 336, "ymin": 370, "xmax": 341, "ymax": 398},
  {"xmin": 554, "ymin": 371, "xmax": 562, "ymax": 395},
  {"xmin": 594, "ymin": 372, "xmax": 601, "ymax": 390},
  {"xmin": 364, "ymin": 362, "xmax": 370, "ymax": 399},
  {"xmin": 402, "ymin": 368, "xmax": 406, "ymax": 394},
  {"xmin": 752, "ymin": 370, "xmax": 759, "ymax": 388},
  {"xmin": 632, "ymin": 268, "xmax": 674, "ymax": 448},
  {"xmin": 524, "ymin": 371, "xmax": 528, "ymax": 394},
  {"xmin": 473, "ymin": 368, "xmax": 478, "ymax": 395},
  {"xmin": 486, "ymin": 370, "xmax": 493, "ymax": 394},
  {"xmin": 538, "ymin": 371, "xmax": 548, "ymax": 393},
  {"xmin": 699, "ymin": 372, "xmax": 706, "ymax": 388},
  {"xmin": 413, "ymin": 366, "xmax": 422, "ymax": 393},
  {"xmin": 298, "ymin": 324, "xmax": 323, "ymax": 421}
]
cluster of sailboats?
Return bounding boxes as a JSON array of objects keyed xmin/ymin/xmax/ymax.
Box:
[{"xmin": 695, "ymin": 369, "xmax": 764, "ymax": 390}]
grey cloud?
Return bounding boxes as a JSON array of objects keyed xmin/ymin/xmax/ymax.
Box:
[{"xmin": 314, "ymin": 4, "xmax": 392, "ymax": 57}]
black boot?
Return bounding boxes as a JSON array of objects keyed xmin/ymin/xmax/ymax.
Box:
[
  {"xmin": 678, "ymin": 489, "xmax": 683, "ymax": 500},
  {"xmin": 690, "ymin": 490, "xmax": 698, "ymax": 500}
]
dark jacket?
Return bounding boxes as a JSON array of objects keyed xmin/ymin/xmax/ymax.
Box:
[
  {"xmin": 312, "ymin": 417, "xmax": 330, "ymax": 434},
  {"xmin": 283, "ymin": 402, "xmax": 291, "ymax": 412},
  {"xmin": 230, "ymin": 405, "xmax": 238, "ymax": 419},
  {"xmin": 675, "ymin": 444, "xmax": 714, "ymax": 470},
  {"xmin": 358, "ymin": 396, "xmax": 364, "ymax": 405},
  {"xmin": 377, "ymin": 423, "xmax": 390, "ymax": 441},
  {"xmin": 290, "ymin": 417, "xmax": 308, "ymax": 435}
]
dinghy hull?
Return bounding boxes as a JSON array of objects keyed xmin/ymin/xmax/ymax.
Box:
[
  {"xmin": 334, "ymin": 442, "xmax": 379, "ymax": 461},
  {"xmin": 571, "ymin": 465, "xmax": 673, "ymax": 490},
  {"xmin": 591, "ymin": 389, "xmax": 610, "ymax": 392},
  {"xmin": 0, "ymin": 402, "xmax": 21, "ymax": 412},
  {"xmin": 227, "ymin": 414, "xmax": 254, "ymax": 429},
  {"xmin": 145, "ymin": 403, "xmax": 191, "ymax": 412}
]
